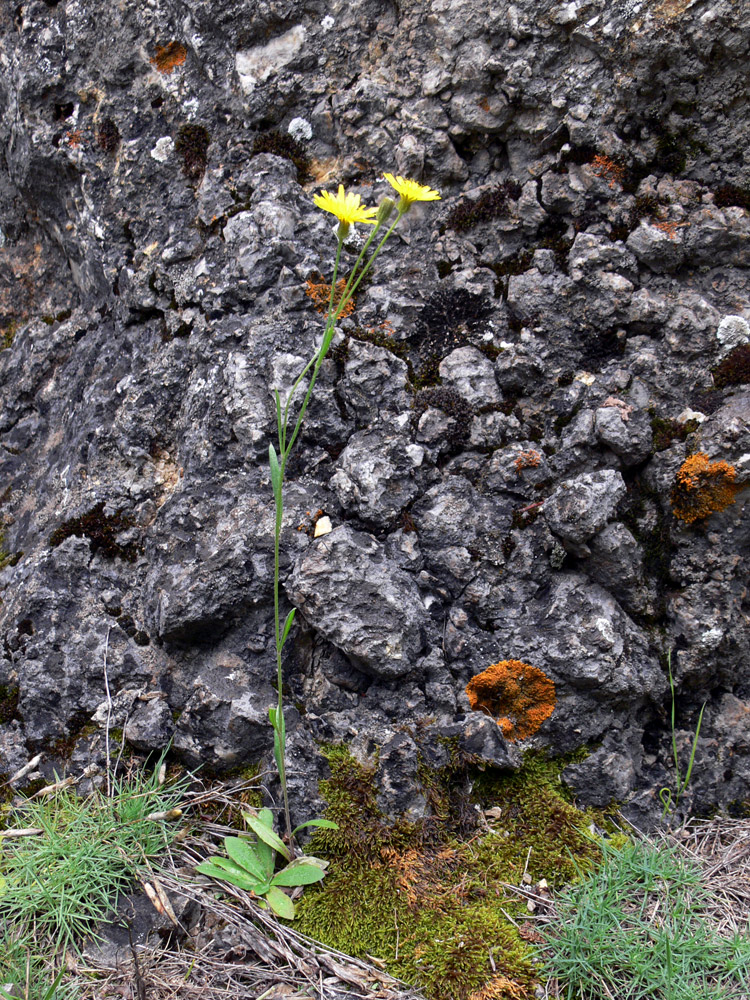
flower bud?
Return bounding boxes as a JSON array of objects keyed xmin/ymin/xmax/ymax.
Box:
[{"xmin": 376, "ymin": 197, "xmax": 396, "ymax": 225}]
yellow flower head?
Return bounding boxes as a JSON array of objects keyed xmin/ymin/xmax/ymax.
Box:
[
  {"xmin": 383, "ymin": 173, "xmax": 441, "ymax": 212},
  {"xmin": 313, "ymin": 184, "xmax": 378, "ymax": 228}
]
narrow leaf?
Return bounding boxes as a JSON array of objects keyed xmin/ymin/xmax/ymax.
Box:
[
  {"xmin": 291, "ymin": 818, "xmax": 339, "ymax": 836},
  {"xmin": 268, "ymin": 444, "xmax": 282, "ymax": 502},
  {"xmin": 271, "ymin": 863, "xmax": 326, "ymax": 887},
  {"xmin": 195, "ymin": 860, "xmax": 263, "ymax": 893},
  {"xmin": 244, "ymin": 810, "xmax": 291, "ymax": 861},
  {"xmin": 274, "ymin": 388, "xmax": 283, "ymax": 449},
  {"xmin": 680, "ymin": 701, "xmax": 706, "ymax": 794},
  {"xmin": 258, "ymin": 807, "xmax": 275, "ymax": 829},
  {"xmin": 242, "ymin": 809, "xmax": 277, "ymax": 877},
  {"xmin": 224, "ymin": 837, "xmax": 268, "ymax": 882},
  {"xmin": 280, "ymin": 608, "xmax": 296, "ymax": 648},
  {"xmin": 265, "ymin": 884, "xmax": 295, "ymax": 920}
]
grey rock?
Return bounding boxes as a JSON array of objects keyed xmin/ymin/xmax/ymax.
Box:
[
  {"xmin": 286, "ymin": 526, "xmax": 427, "ymax": 680},
  {"xmin": 124, "ymin": 696, "xmax": 175, "ymax": 752},
  {"xmin": 439, "ymin": 347, "xmax": 502, "ymax": 407},
  {"xmin": 626, "ymin": 222, "xmax": 686, "ymax": 273},
  {"xmin": 173, "ymin": 654, "xmax": 276, "ymax": 771},
  {"xmin": 594, "ymin": 400, "xmax": 653, "ymax": 465},
  {"xmin": 543, "ymin": 470, "xmax": 627, "ymax": 556},
  {"xmin": 562, "ymin": 747, "xmax": 637, "ymax": 807},
  {"xmin": 331, "ymin": 426, "xmax": 424, "ymax": 524}
]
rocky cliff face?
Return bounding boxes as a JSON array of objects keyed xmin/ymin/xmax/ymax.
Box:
[{"xmin": 0, "ymin": 0, "xmax": 748, "ymax": 822}]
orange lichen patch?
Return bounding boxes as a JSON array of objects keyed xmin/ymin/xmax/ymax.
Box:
[
  {"xmin": 305, "ymin": 277, "xmax": 355, "ymax": 317},
  {"xmin": 513, "ymin": 449, "xmax": 541, "ymax": 474},
  {"xmin": 64, "ymin": 130, "xmax": 84, "ymax": 148},
  {"xmin": 467, "ymin": 976, "xmax": 528, "ymax": 1000},
  {"xmin": 466, "ymin": 661, "xmax": 556, "ymax": 742},
  {"xmin": 591, "ymin": 154, "xmax": 625, "ymax": 188},
  {"xmin": 150, "ymin": 41, "xmax": 187, "ymax": 74},
  {"xmin": 652, "ymin": 219, "xmax": 686, "ymax": 240},
  {"xmin": 671, "ymin": 452, "xmax": 738, "ymax": 524}
]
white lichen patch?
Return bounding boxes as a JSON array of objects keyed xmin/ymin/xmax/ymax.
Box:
[
  {"xmin": 236, "ymin": 26, "xmax": 306, "ymax": 95},
  {"xmin": 716, "ymin": 315, "xmax": 750, "ymax": 358},
  {"xmin": 288, "ymin": 117, "xmax": 313, "ymax": 142},
  {"xmin": 150, "ymin": 137, "xmax": 175, "ymax": 162}
]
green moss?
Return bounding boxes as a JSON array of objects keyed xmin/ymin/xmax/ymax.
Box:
[
  {"xmin": 1, "ymin": 319, "xmax": 18, "ymax": 350},
  {"xmin": 296, "ymin": 746, "xmax": 604, "ymax": 1000},
  {"xmin": 0, "ymin": 529, "xmax": 22, "ymax": 571}
]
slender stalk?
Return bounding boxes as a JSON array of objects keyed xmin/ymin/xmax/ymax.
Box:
[
  {"xmin": 269, "ymin": 210, "xmax": 404, "ymax": 849},
  {"xmin": 335, "ymin": 213, "xmax": 403, "ymax": 316}
]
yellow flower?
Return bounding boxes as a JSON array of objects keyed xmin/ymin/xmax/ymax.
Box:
[
  {"xmin": 383, "ymin": 173, "xmax": 441, "ymax": 211},
  {"xmin": 313, "ymin": 185, "xmax": 378, "ymax": 227}
]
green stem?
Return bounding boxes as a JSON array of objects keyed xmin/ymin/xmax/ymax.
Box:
[
  {"xmin": 268, "ymin": 213, "xmax": 403, "ymax": 849},
  {"xmin": 335, "ymin": 212, "xmax": 403, "ymax": 318}
]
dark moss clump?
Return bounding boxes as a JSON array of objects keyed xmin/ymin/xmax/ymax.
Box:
[
  {"xmin": 252, "ymin": 130, "xmax": 309, "ymax": 182},
  {"xmin": 652, "ymin": 125, "xmax": 705, "ymax": 176},
  {"xmin": 97, "ymin": 118, "xmax": 121, "ymax": 154},
  {"xmin": 49, "ymin": 502, "xmax": 140, "ymax": 562},
  {"xmin": 411, "ymin": 288, "xmax": 493, "ymax": 388},
  {"xmin": 631, "ymin": 193, "xmax": 659, "ymax": 223},
  {"xmin": 0, "ymin": 685, "xmax": 20, "ymax": 724},
  {"xmin": 714, "ymin": 183, "xmax": 750, "ymax": 212},
  {"xmin": 559, "ymin": 143, "xmax": 598, "ymax": 168},
  {"xmin": 713, "ymin": 343, "xmax": 750, "ymax": 389},
  {"xmin": 175, "ymin": 124, "xmax": 211, "ymax": 178},
  {"xmin": 579, "ymin": 327, "xmax": 626, "ymax": 370},
  {"xmin": 618, "ymin": 478, "xmax": 673, "ymax": 607},
  {"xmin": 446, "ymin": 180, "xmax": 522, "ymax": 233},
  {"xmin": 650, "ymin": 414, "xmax": 699, "ymax": 453},
  {"xmin": 413, "ymin": 387, "xmax": 473, "ymax": 448}
]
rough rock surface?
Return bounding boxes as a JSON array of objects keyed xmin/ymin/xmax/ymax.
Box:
[{"xmin": 0, "ymin": 0, "xmax": 749, "ymax": 824}]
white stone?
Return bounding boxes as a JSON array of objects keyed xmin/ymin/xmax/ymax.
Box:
[
  {"xmin": 676, "ymin": 407, "xmax": 707, "ymax": 425},
  {"xmin": 236, "ymin": 26, "xmax": 306, "ymax": 94},
  {"xmin": 287, "ymin": 116, "xmax": 312, "ymax": 142},
  {"xmin": 716, "ymin": 315, "xmax": 750, "ymax": 358},
  {"xmin": 150, "ymin": 137, "xmax": 174, "ymax": 162},
  {"xmin": 320, "ymin": 15, "xmax": 335, "ymax": 29}
]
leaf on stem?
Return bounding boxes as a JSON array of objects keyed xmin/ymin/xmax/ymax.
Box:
[
  {"xmin": 280, "ymin": 608, "xmax": 296, "ymax": 649},
  {"xmin": 291, "ymin": 817, "xmax": 339, "ymax": 836},
  {"xmin": 242, "ymin": 810, "xmax": 291, "ymax": 862},
  {"xmin": 224, "ymin": 836, "xmax": 269, "ymax": 882},
  {"xmin": 265, "ymin": 884, "xmax": 295, "ymax": 919},
  {"xmin": 271, "ymin": 862, "xmax": 327, "ymax": 887},
  {"xmin": 269, "ymin": 444, "xmax": 282, "ymax": 503}
]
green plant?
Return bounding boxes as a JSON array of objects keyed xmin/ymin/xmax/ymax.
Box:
[
  {"xmin": 0, "ymin": 755, "xmax": 186, "ymax": 955},
  {"xmin": 0, "ymin": 925, "xmax": 68, "ymax": 1000},
  {"xmin": 659, "ymin": 651, "xmax": 706, "ymax": 819},
  {"xmin": 540, "ymin": 838, "xmax": 750, "ymax": 999},
  {"xmin": 268, "ymin": 174, "xmax": 441, "ymax": 848},
  {"xmin": 195, "ymin": 806, "xmax": 334, "ymax": 919}
]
